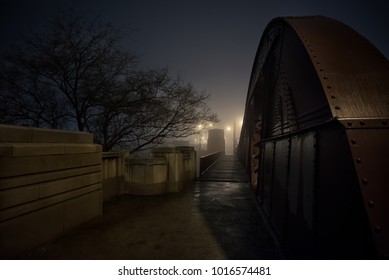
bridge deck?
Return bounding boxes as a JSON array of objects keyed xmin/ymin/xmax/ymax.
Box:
[
  {"xmin": 18, "ymin": 155, "xmax": 281, "ymax": 260},
  {"xmin": 199, "ymin": 155, "xmax": 250, "ymax": 182}
]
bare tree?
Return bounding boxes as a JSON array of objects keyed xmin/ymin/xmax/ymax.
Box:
[
  {"xmin": 0, "ymin": 50, "xmax": 69, "ymax": 128},
  {"xmin": 0, "ymin": 9, "xmax": 217, "ymax": 152},
  {"xmin": 0, "ymin": 8, "xmax": 136, "ymax": 130},
  {"xmin": 89, "ymin": 68, "xmax": 218, "ymax": 152}
]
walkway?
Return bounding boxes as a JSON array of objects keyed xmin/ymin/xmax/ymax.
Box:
[{"xmin": 18, "ymin": 155, "xmax": 282, "ymax": 260}]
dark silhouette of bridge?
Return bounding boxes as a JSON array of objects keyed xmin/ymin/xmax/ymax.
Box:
[{"xmin": 238, "ymin": 16, "xmax": 389, "ymax": 259}]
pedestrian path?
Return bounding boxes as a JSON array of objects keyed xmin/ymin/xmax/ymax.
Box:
[
  {"xmin": 198, "ymin": 155, "xmax": 249, "ymax": 182},
  {"xmin": 18, "ymin": 156, "xmax": 282, "ymax": 259}
]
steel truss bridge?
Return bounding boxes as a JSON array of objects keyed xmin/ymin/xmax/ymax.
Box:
[{"xmin": 237, "ymin": 16, "xmax": 389, "ymax": 259}]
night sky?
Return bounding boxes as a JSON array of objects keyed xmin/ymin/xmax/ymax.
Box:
[{"xmin": 1, "ymin": 0, "xmax": 388, "ymax": 153}]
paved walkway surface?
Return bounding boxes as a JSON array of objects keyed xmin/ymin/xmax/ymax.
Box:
[{"xmin": 19, "ymin": 156, "xmax": 282, "ymax": 260}]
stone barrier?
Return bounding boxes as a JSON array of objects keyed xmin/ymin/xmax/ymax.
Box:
[
  {"xmin": 176, "ymin": 146, "xmax": 197, "ymax": 182},
  {"xmin": 0, "ymin": 124, "xmax": 102, "ymax": 258},
  {"xmin": 151, "ymin": 146, "xmax": 196, "ymax": 192},
  {"xmin": 124, "ymin": 158, "xmax": 168, "ymax": 195},
  {"xmin": 102, "ymin": 151, "xmax": 128, "ymax": 201}
]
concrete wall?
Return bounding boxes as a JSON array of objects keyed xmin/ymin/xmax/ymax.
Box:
[
  {"xmin": 102, "ymin": 151, "xmax": 128, "ymax": 201},
  {"xmin": 125, "ymin": 158, "xmax": 168, "ymax": 195},
  {"xmin": 176, "ymin": 146, "xmax": 197, "ymax": 182},
  {"xmin": 109, "ymin": 146, "xmax": 197, "ymax": 196},
  {"xmin": 0, "ymin": 124, "xmax": 102, "ymax": 258},
  {"xmin": 151, "ymin": 146, "xmax": 196, "ymax": 192}
]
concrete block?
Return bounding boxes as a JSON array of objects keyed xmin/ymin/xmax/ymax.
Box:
[
  {"xmin": 0, "ymin": 184, "xmax": 39, "ymax": 210},
  {"xmin": 0, "ymin": 183, "xmax": 101, "ymax": 223},
  {"xmin": 177, "ymin": 146, "xmax": 197, "ymax": 181},
  {"xmin": 38, "ymin": 172, "xmax": 101, "ymax": 198},
  {"xmin": 125, "ymin": 158, "xmax": 167, "ymax": 195},
  {"xmin": 151, "ymin": 148, "xmax": 186, "ymax": 192},
  {"xmin": 0, "ymin": 165, "xmax": 101, "ymax": 190},
  {"xmin": 0, "ymin": 153, "xmax": 101, "ymax": 178},
  {"xmin": 0, "ymin": 144, "xmax": 13, "ymax": 157},
  {"xmin": 101, "ymin": 151, "xmax": 129, "ymax": 201},
  {"xmin": 11, "ymin": 143, "xmax": 65, "ymax": 157},
  {"xmin": 0, "ymin": 124, "xmax": 94, "ymax": 144},
  {"xmin": 0, "ymin": 124, "xmax": 103, "ymax": 258},
  {"xmin": 0, "ymin": 124, "xmax": 32, "ymax": 142},
  {"xmin": 9, "ymin": 143, "xmax": 102, "ymax": 157}
]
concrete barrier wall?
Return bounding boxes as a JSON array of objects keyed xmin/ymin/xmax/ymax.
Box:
[
  {"xmin": 151, "ymin": 146, "xmax": 196, "ymax": 192},
  {"xmin": 177, "ymin": 146, "xmax": 197, "ymax": 182},
  {"xmin": 125, "ymin": 158, "xmax": 168, "ymax": 195},
  {"xmin": 116, "ymin": 146, "xmax": 197, "ymax": 195},
  {"xmin": 102, "ymin": 151, "xmax": 128, "ymax": 201},
  {"xmin": 0, "ymin": 124, "xmax": 102, "ymax": 258}
]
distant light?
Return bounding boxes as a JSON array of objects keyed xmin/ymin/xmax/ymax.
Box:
[{"xmin": 226, "ymin": 126, "xmax": 231, "ymax": 131}]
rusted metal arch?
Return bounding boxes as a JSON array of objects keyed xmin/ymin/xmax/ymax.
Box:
[{"xmin": 238, "ymin": 16, "xmax": 389, "ymax": 259}]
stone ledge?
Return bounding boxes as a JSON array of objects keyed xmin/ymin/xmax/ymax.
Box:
[
  {"xmin": 0, "ymin": 143, "xmax": 102, "ymax": 157},
  {"xmin": 0, "ymin": 124, "xmax": 93, "ymax": 144}
]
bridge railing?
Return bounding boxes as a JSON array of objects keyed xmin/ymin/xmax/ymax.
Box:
[{"xmin": 199, "ymin": 151, "xmax": 224, "ymax": 175}]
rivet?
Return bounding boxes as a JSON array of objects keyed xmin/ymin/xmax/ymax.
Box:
[
  {"xmin": 335, "ymin": 106, "xmax": 340, "ymax": 110},
  {"xmin": 362, "ymin": 178, "xmax": 368, "ymax": 185},
  {"xmin": 368, "ymin": 201, "xmax": 374, "ymax": 208},
  {"xmin": 351, "ymin": 139, "xmax": 357, "ymax": 145},
  {"xmin": 331, "ymin": 95, "xmax": 336, "ymax": 99},
  {"xmin": 327, "ymin": 85, "xmax": 332, "ymax": 89},
  {"xmin": 347, "ymin": 121, "xmax": 353, "ymax": 127},
  {"xmin": 360, "ymin": 121, "xmax": 365, "ymax": 126},
  {"xmin": 319, "ymin": 68, "xmax": 324, "ymax": 72},
  {"xmin": 323, "ymin": 76, "xmax": 328, "ymax": 80},
  {"xmin": 374, "ymin": 225, "xmax": 381, "ymax": 233},
  {"xmin": 382, "ymin": 120, "xmax": 388, "ymax": 126},
  {"xmin": 356, "ymin": 158, "xmax": 362, "ymax": 164}
]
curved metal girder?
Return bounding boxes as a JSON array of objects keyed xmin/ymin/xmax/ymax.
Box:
[{"xmin": 239, "ymin": 16, "xmax": 389, "ymax": 259}]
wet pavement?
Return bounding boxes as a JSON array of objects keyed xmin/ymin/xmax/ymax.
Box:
[{"xmin": 18, "ymin": 156, "xmax": 282, "ymax": 260}]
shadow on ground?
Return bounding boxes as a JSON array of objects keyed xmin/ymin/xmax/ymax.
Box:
[{"xmin": 195, "ymin": 181, "xmax": 282, "ymax": 259}]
